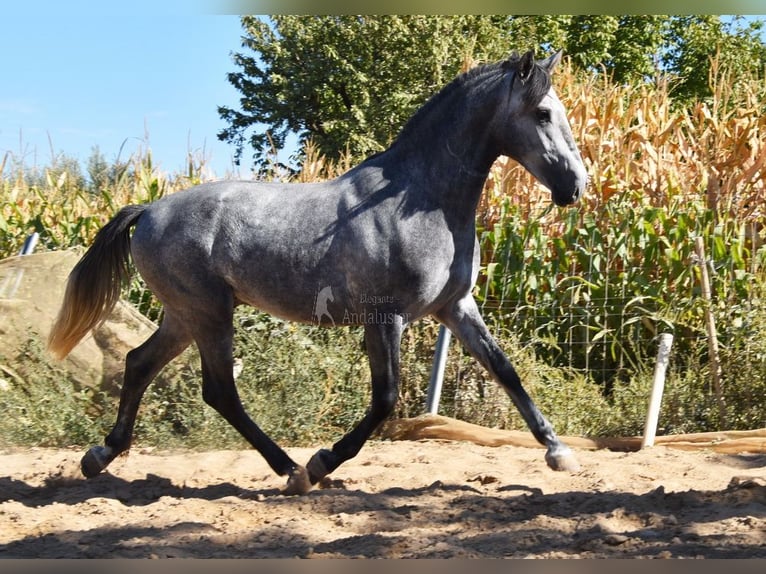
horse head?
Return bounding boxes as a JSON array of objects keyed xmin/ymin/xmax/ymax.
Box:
[{"xmin": 497, "ymin": 49, "xmax": 588, "ymax": 207}]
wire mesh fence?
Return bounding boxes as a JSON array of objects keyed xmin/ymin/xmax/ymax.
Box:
[{"xmin": 422, "ymin": 191, "xmax": 766, "ymax": 435}]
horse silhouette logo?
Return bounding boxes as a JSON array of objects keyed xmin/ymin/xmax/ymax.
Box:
[{"xmin": 313, "ymin": 285, "xmax": 335, "ymax": 326}]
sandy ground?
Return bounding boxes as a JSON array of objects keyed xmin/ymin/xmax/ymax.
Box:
[{"xmin": 0, "ymin": 439, "xmax": 764, "ymax": 558}]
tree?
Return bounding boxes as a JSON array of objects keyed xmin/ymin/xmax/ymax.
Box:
[
  {"xmin": 85, "ymin": 146, "xmax": 130, "ymax": 194},
  {"xmin": 218, "ymin": 15, "xmax": 513, "ymax": 171},
  {"xmin": 562, "ymin": 15, "xmax": 667, "ymax": 82},
  {"xmin": 24, "ymin": 152, "xmax": 87, "ymax": 193},
  {"xmin": 662, "ymin": 16, "xmax": 766, "ymax": 101},
  {"xmin": 219, "ymin": 15, "xmax": 764, "ymax": 172},
  {"xmin": 85, "ymin": 146, "xmax": 110, "ymax": 193},
  {"xmin": 504, "ymin": 15, "xmax": 667, "ymax": 82}
]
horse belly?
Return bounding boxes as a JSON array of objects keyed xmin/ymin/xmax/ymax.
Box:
[{"xmin": 231, "ymin": 282, "xmax": 319, "ymax": 324}]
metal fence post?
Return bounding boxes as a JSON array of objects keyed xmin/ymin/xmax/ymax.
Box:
[
  {"xmin": 425, "ymin": 324, "xmax": 451, "ymax": 414},
  {"xmin": 0, "ymin": 232, "xmax": 40, "ymax": 298},
  {"xmin": 20, "ymin": 232, "xmax": 40, "ymax": 256}
]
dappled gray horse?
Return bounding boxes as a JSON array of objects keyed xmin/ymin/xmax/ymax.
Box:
[{"xmin": 49, "ymin": 49, "xmax": 588, "ymax": 494}]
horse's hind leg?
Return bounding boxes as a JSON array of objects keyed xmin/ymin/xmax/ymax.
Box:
[
  {"xmin": 435, "ymin": 295, "xmax": 580, "ymax": 473},
  {"xmin": 81, "ymin": 312, "xmax": 192, "ymax": 477},
  {"xmin": 191, "ymin": 307, "xmax": 308, "ymax": 495},
  {"xmin": 305, "ymin": 319, "xmax": 404, "ymax": 485}
]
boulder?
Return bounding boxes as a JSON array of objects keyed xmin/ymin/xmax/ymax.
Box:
[{"xmin": 0, "ymin": 249, "xmax": 158, "ymax": 394}]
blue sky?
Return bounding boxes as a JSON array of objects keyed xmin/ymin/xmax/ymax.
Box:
[
  {"xmin": 2, "ymin": 5, "xmax": 764, "ymax": 181},
  {"xmin": 1, "ymin": 1, "xmax": 253, "ymax": 179}
]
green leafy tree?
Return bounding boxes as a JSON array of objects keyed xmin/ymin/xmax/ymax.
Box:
[
  {"xmin": 85, "ymin": 146, "xmax": 131, "ymax": 194},
  {"xmin": 506, "ymin": 15, "xmax": 666, "ymax": 82},
  {"xmin": 563, "ymin": 15, "xmax": 621, "ymax": 72},
  {"xmin": 662, "ymin": 16, "xmax": 766, "ymax": 101},
  {"xmin": 563, "ymin": 15, "xmax": 668, "ymax": 81},
  {"xmin": 505, "ymin": 15, "xmax": 570, "ymax": 53},
  {"xmin": 85, "ymin": 146, "xmax": 110, "ymax": 193},
  {"xmin": 218, "ymin": 15, "xmax": 513, "ymax": 170},
  {"xmin": 24, "ymin": 153, "xmax": 87, "ymax": 193},
  {"xmin": 219, "ymin": 15, "xmax": 764, "ymax": 172}
]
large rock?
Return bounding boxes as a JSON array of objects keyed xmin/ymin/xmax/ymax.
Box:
[{"xmin": 0, "ymin": 249, "xmax": 158, "ymax": 394}]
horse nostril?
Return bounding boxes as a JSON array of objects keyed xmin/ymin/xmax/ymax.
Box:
[
  {"xmin": 553, "ymin": 190, "xmax": 578, "ymax": 207},
  {"xmin": 573, "ymin": 173, "xmax": 589, "ymax": 201}
]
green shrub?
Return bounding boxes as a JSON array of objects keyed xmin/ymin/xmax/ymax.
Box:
[{"xmin": 0, "ymin": 337, "xmax": 112, "ymax": 447}]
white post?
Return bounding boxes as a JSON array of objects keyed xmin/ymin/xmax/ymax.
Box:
[
  {"xmin": 642, "ymin": 332, "xmax": 674, "ymax": 448},
  {"xmin": 425, "ymin": 325, "xmax": 452, "ymax": 415}
]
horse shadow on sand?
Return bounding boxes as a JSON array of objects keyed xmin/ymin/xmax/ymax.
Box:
[{"xmin": 1, "ymin": 456, "xmax": 764, "ymax": 558}]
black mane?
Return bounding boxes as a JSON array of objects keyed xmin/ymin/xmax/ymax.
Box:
[
  {"xmin": 505, "ymin": 51, "xmax": 552, "ymax": 108},
  {"xmin": 391, "ymin": 55, "xmax": 551, "ymax": 149}
]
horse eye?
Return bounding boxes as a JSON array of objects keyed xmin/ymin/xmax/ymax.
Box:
[{"xmin": 536, "ymin": 108, "xmax": 551, "ymax": 123}]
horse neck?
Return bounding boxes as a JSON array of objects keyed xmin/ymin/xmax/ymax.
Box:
[{"xmin": 389, "ymin": 80, "xmax": 505, "ymax": 227}]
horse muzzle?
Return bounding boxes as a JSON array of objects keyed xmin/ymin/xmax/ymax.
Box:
[
  {"xmin": 551, "ymin": 183, "xmax": 584, "ymax": 206},
  {"xmin": 550, "ymin": 168, "xmax": 588, "ymax": 206}
]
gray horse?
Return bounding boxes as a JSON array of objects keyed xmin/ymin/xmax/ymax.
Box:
[{"xmin": 49, "ymin": 49, "xmax": 588, "ymax": 495}]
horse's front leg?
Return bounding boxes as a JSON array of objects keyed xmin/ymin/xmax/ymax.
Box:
[
  {"xmin": 306, "ymin": 318, "xmax": 404, "ymax": 485},
  {"xmin": 435, "ymin": 295, "xmax": 580, "ymax": 473}
]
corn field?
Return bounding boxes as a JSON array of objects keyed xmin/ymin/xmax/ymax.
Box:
[
  {"xmin": 1, "ymin": 58, "xmax": 765, "ymax": 446},
  {"xmin": 465, "ymin": 59, "xmax": 766, "ymax": 431}
]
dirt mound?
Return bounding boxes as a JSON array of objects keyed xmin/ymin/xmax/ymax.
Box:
[
  {"xmin": 381, "ymin": 413, "xmax": 766, "ymax": 454},
  {"xmin": 0, "ymin": 250, "xmax": 156, "ymax": 393}
]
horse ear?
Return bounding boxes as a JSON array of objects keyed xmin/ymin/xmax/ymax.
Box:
[
  {"xmin": 518, "ymin": 49, "xmax": 535, "ymax": 82},
  {"xmin": 539, "ymin": 49, "xmax": 564, "ymax": 73}
]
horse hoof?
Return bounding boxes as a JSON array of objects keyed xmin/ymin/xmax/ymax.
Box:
[
  {"xmin": 306, "ymin": 449, "xmax": 333, "ymax": 484},
  {"xmin": 81, "ymin": 445, "xmax": 113, "ymax": 478},
  {"xmin": 545, "ymin": 447, "xmax": 581, "ymax": 473},
  {"xmin": 282, "ymin": 465, "xmax": 312, "ymax": 496}
]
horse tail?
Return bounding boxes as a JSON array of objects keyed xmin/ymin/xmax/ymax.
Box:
[{"xmin": 48, "ymin": 204, "xmax": 147, "ymax": 359}]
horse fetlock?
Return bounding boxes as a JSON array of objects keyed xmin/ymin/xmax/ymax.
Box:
[
  {"xmin": 306, "ymin": 448, "xmax": 335, "ymax": 484},
  {"xmin": 81, "ymin": 445, "xmax": 115, "ymax": 478},
  {"xmin": 282, "ymin": 465, "xmax": 312, "ymax": 496},
  {"xmin": 545, "ymin": 445, "xmax": 581, "ymax": 473}
]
